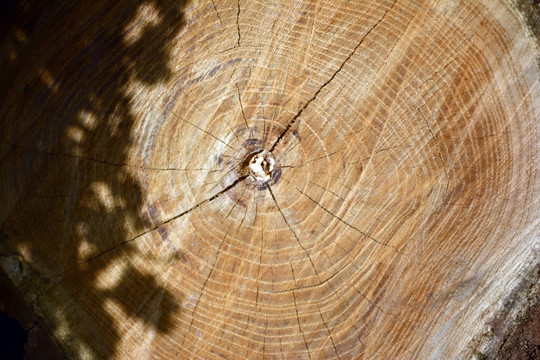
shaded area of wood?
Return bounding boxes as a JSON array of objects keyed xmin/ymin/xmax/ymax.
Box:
[{"xmin": 1, "ymin": 0, "xmax": 187, "ymax": 358}]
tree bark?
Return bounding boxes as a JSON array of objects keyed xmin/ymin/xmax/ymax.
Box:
[{"xmin": 0, "ymin": 0, "xmax": 539, "ymax": 359}]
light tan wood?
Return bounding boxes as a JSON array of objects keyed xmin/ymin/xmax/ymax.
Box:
[{"xmin": 0, "ymin": 0, "xmax": 539, "ymax": 359}]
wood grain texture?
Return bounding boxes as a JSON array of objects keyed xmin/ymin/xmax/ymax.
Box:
[{"xmin": 0, "ymin": 0, "xmax": 539, "ymax": 359}]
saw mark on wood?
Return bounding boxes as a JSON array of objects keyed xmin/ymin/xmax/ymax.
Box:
[
  {"xmin": 308, "ymin": 170, "xmax": 354, "ymax": 191},
  {"xmin": 271, "ymin": 8, "xmax": 296, "ymax": 56},
  {"xmin": 346, "ymin": 144, "xmax": 414, "ymax": 165},
  {"xmin": 350, "ymin": 282, "xmax": 405, "ymax": 324},
  {"xmin": 320, "ymin": 237, "xmax": 408, "ymax": 325},
  {"xmin": 278, "ymin": 167, "xmax": 346, "ymax": 201},
  {"xmin": 269, "ymin": 0, "xmax": 397, "ymax": 153},
  {"xmin": 280, "ymin": 148, "xmax": 345, "ymax": 168}
]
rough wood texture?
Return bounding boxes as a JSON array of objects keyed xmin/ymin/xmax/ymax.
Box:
[{"xmin": 1, "ymin": 0, "xmax": 539, "ymax": 359}]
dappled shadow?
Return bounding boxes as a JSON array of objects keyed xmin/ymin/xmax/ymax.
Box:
[{"xmin": 0, "ymin": 0, "xmax": 187, "ymax": 357}]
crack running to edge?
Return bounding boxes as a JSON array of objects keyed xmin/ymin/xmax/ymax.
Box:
[{"xmin": 269, "ymin": 0, "xmax": 397, "ymax": 153}]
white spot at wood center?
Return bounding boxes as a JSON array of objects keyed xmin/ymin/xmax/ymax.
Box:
[{"xmin": 248, "ymin": 150, "xmax": 275, "ymax": 183}]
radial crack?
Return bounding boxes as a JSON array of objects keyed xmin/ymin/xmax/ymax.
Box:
[
  {"xmin": 0, "ymin": 142, "xmax": 203, "ymax": 172},
  {"xmin": 418, "ymin": 108, "xmax": 450, "ymax": 200},
  {"xmin": 211, "ymin": 0, "xmax": 222, "ymax": 25},
  {"xmin": 171, "ymin": 111, "xmax": 234, "ymax": 149},
  {"xmin": 269, "ymin": 0, "xmax": 397, "ymax": 153},
  {"xmin": 184, "ymin": 223, "xmax": 233, "ymax": 344},
  {"xmin": 290, "ymin": 264, "xmax": 313, "ymax": 360},
  {"xmin": 83, "ymin": 176, "xmax": 247, "ymax": 263},
  {"xmin": 281, "ymin": 176, "xmax": 433, "ymax": 270},
  {"xmin": 236, "ymin": 0, "xmax": 241, "ymax": 47},
  {"xmin": 318, "ymin": 306, "xmax": 341, "ymax": 360},
  {"xmin": 236, "ymin": 83, "xmax": 250, "ymax": 129},
  {"xmin": 267, "ymin": 183, "xmax": 322, "ymax": 282}
]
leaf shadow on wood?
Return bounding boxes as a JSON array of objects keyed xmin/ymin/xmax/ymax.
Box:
[{"xmin": 0, "ymin": 0, "xmax": 188, "ymax": 358}]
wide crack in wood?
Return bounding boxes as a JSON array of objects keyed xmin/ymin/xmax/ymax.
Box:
[
  {"xmin": 269, "ymin": 0, "xmax": 397, "ymax": 153},
  {"xmin": 236, "ymin": 0, "xmax": 241, "ymax": 47}
]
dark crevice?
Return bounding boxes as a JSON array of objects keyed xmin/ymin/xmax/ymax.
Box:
[
  {"xmin": 236, "ymin": 0, "xmax": 241, "ymax": 47},
  {"xmin": 0, "ymin": 310, "xmax": 27, "ymax": 360},
  {"xmin": 269, "ymin": 0, "xmax": 397, "ymax": 153}
]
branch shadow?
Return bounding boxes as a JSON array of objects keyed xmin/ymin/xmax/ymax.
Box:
[{"xmin": 1, "ymin": 0, "xmax": 187, "ymax": 357}]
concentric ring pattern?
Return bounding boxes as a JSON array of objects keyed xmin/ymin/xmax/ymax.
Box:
[{"xmin": 0, "ymin": 0, "xmax": 538, "ymax": 359}]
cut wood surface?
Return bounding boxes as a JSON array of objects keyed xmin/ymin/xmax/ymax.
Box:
[{"xmin": 0, "ymin": 0, "xmax": 539, "ymax": 359}]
